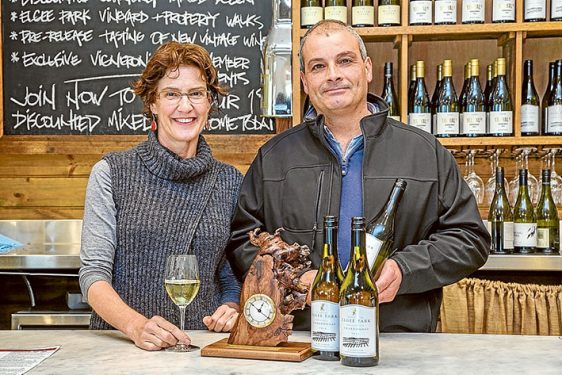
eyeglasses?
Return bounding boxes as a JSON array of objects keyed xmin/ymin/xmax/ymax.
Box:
[{"xmin": 158, "ymin": 89, "xmax": 210, "ymax": 105}]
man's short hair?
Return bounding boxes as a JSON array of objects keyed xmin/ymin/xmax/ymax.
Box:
[{"xmin": 299, "ymin": 20, "xmax": 368, "ymax": 73}]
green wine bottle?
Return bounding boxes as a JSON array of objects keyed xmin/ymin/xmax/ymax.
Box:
[
  {"xmin": 408, "ymin": 60, "xmax": 432, "ymax": 133},
  {"xmin": 435, "ymin": 0, "xmax": 457, "ymax": 24},
  {"xmin": 325, "ymin": 0, "xmax": 348, "ymax": 24},
  {"xmin": 352, "ymin": 0, "xmax": 375, "ymax": 27},
  {"xmin": 521, "ymin": 59, "xmax": 540, "ymax": 136},
  {"xmin": 462, "ymin": 59, "xmax": 486, "ymax": 137},
  {"xmin": 546, "ymin": 60, "xmax": 562, "ymax": 135},
  {"xmin": 535, "ymin": 170, "xmax": 560, "ymax": 255},
  {"xmin": 489, "ymin": 58, "xmax": 513, "ymax": 136},
  {"xmin": 408, "ymin": 64, "xmax": 417, "ymax": 106},
  {"xmin": 492, "ymin": 0, "xmax": 515, "ymax": 23},
  {"xmin": 513, "ymin": 169, "xmax": 537, "ymax": 254},
  {"xmin": 488, "ymin": 167, "xmax": 513, "ymax": 254},
  {"xmin": 435, "ymin": 59, "xmax": 459, "ymax": 137},
  {"xmin": 409, "ymin": 0, "xmax": 433, "ymax": 25},
  {"xmin": 301, "ymin": 0, "xmax": 324, "ymax": 29},
  {"xmin": 431, "ymin": 64, "xmax": 443, "ymax": 127},
  {"xmin": 381, "ymin": 62, "xmax": 400, "ymax": 121},
  {"xmin": 542, "ymin": 62, "xmax": 555, "ymax": 134},
  {"xmin": 458, "ymin": 62, "xmax": 470, "ymax": 132},
  {"xmin": 378, "ymin": 0, "xmax": 401, "ymax": 26}
]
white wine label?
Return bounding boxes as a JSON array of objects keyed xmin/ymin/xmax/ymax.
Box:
[
  {"xmin": 525, "ymin": 0, "xmax": 546, "ymax": 20},
  {"xmin": 352, "ymin": 6, "xmax": 375, "ymax": 26},
  {"xmin": 389, "ymin": 115, "xmax": 401, "ymax": 121},
  {"xmin": 521, "ymin": 104, "xmax": 539, "ymax": 133},
  {"xmin": 378, "ymin": 5, "xmax": 401, "ymax": 25},
  {"xmin": 408, "ymin": 113, "xmax": 432, "ymax": 133},
  {"xmin": 552, "ymin": 0, "xmax": 562, "ymax": 18},
  {"xmin": 301, "ymin": 7, "xmax": 323, "ymax": 27},
  {"xmin": 493, "ymin": 0, "xmax": 515, "ymax": 22},
  {"xmin": 365, "ymin": 233, "xmax": 383, "ymax": 271},
  {"xmin": 514, "ymin": 223, "xmax": 538, "ymax": 247},
  {"xmin": 311, "ymin": 300, "xmax": 339, "ymax": 352},
  {"xmin": 484, "ymin": 220, "xmax": 492, "ymax": 235},
  {"xmin": 435, "ymin": 0, "xmax": 457, "ymax": 23},
  {"xmin": 462, "ymin": 0, "xmax": 485, "ymax": 22},
  {"xmin": 504, "ymin": 221, "xmax": 514, "ymax": 249},
  {"xmin": 489, "ymin": 111, "xmax": 513, "ymax": 134},
  {"xmin": 462, "ymin": 112, "xmax": 486, "ymax": 134},
  {"xmin": 547, "ymin": 105, "xmax": 562, "ymax": 133},
  {"xmin": 340, "ymin": 304, "xmax": 377, "ymax": 357},
  {"xmin": 537, "ymin": 228, "xmax": 550, "ymax": 248},
  {"xmin": 409, "ymin": 1, "xmax": 433, "ymax": 24},
  {"xmin": 436, "ymin": 112, "xmax": 460, "ymax": 135},
  {"xmin": 325, "ymin": 6, "xmax": 347, "ymax": 23}
]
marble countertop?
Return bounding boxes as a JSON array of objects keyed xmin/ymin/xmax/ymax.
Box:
[{"xmin": 0, "ymin": 330, "xmax": 560, "ymax": 374}]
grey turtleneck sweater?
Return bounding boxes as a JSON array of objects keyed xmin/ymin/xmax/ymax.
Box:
[{"xmin": 80, "ymin": 132, "xmax": 243, "ymax": 330}]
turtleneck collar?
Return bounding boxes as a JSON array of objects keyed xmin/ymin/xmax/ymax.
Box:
[{"xmin": 136, "ymin": 131, "xmax": 214, "ymax": 182}]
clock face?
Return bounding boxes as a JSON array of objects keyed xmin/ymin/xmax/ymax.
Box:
[{"xmin": 243, "ymin": 293, "xmax": 276, "ymax": 328}]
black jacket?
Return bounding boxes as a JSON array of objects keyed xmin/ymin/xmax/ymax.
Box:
[{"xmin": 226, "ymin": 94, "xmax": 490, "ymax": 332}]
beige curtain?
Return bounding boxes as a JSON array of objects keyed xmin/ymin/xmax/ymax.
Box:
[{"xmin": 440, "ymin": 278, "xmax": 562, "ymax": 335}]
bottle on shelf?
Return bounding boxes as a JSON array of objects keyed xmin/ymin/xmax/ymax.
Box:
[
  {"xmin": 366, "ymin": 179, "xmax": 407, "ymax": 280},
  {"xmin": 462, "ymin": 59, "xmax": 487, "ymax": 137},
  {"xmin": 513, "ymin": 169, "xmax": 537, "ymax": 254},
  {"xmin": 462, "ymin": 0, "xmax": 485, "ymax": 24},
  {"xmin": 521, "ymin": 59, "xmax": 540, "ymax": 136},
  {"xmin": 431, "ymin": 64, "xmax": 443, "ymax": 127},
  {"xmin": 492, "ymin": 0, "xmax": 516, "ymax": 23},
  {"xmin": 489, "ymin": 58, "xmax": 513, "ymax": 136},
  {"xmin": 434, "ymin": 0, "xmax": 457, "ymax": 25},
  {"xmin": 488, "ymin": 167, "xmax": 514, "ymax": 254},
  {"xmin": 435, "ymin": 59, "xmax": 460, "ymax": 137},
  {"xmin": 546, "ymin": 60, "xmax": 562, "ymax": 136},
  {"xmin": 352, "ymin": 0, "xmax": 375, "ymax": 27},
  {"xmin": 524, "ymin": 0, "xmax": 546, "ymax": 22},
  {"xmin": 325, "ymin": 0, "xmax": 348, "ymax": 24},
  {"xmin": 486, "ymin": 61, "xmax": 498, "ymax": 131},
  {"xmin": 378, "ymin": 0, "xmax": 401, "ymax": 26},
  {"xmin": 552, "ymin": 0, "xmax": 562, "ymax": 21},
  {"xmin": 535, "ymin": 170, "xmax": 560, "ymax": 255},
  {"xmin": 381, "ymin": 62, "xmax": 401, "ymax": 121},
  {"xmin": 311, "ymin": 216, "xmax": 344, "ymax": 361},
  {"xmin": 339, "ymin": 217, "xmax": 378, "ymax": 368},
  {"xmin": 458, "ymin": 62, "xmax": 471, "ymax": 130},
  {"xmin": 408, "ymin": 64, "xmax": 417, "ymax": 105},
  {"xmin": 542, "ymin": 62, "xmax": 555, "ymax": 134},
  {"xmin": 408, "ymin": 60, "xmax": 432, "ymax": 133},
  {"xmin": 301, "ymin": 0, "xmax": 324, "ymax": 29},
  {"xmin": 409, "ymin": 0, "xmax": 433, "ymax": 25}
]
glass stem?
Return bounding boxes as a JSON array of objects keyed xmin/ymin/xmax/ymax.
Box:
[{"xmin": 179, "ymin": 305, "xmax": 186, "ymax": 333}]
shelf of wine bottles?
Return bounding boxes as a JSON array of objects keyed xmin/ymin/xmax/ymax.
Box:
[{"xmin": 480, "ymin": 254, "xmax": 562, "ymax": 270}]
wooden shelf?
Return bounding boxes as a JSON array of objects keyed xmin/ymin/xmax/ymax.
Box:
[{"xmin": 438, "ymin": 136, "xmax": 562, "ymax": 147}]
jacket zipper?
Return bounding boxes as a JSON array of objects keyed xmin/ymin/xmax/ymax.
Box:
[{"xmin": 311, "ymin": 170, "xmax": 325, "ymax": 250}]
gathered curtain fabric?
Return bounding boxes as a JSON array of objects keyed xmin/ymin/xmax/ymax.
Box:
[{"xmin": 440, "ymin": 278, "xmax": 562, "ymax": 335}]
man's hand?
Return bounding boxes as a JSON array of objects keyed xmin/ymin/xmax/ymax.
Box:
[
  {"xmin": 128, "ymin": 315, "xmax": 190, "ymax": 351},
  {"xmin": 374, "ymin": 259, "xmax": 402, "ymax": 303},
  {"xmin": 299, "ymin": 270, "xmax": 318, "ymax": 305},
  {"xmin": 203, "ymin": 302, "xmax": 239, "ymax": 332}
]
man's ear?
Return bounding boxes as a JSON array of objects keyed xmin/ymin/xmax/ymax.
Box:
[{"xmin": 300, "ymin": 70, "xmax": 309, "ymax": 95}]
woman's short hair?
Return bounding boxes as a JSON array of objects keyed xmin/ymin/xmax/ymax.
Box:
[{"xmin": 132, "ymin": 41, "xmax": 227, "ymax": 118}]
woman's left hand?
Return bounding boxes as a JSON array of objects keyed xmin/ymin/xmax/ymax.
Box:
[{"xmin": 203, "ymin": 302, "xmax": 239, "ymax": 332}]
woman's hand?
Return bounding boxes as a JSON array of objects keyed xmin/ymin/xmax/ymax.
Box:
[
  {"xmin": 128, "ymin": 315, "xmax": 191, "ymax": 351},
  {"xmin": 203, "ymin": 302, "xmax": 239, "ymax": 332}
]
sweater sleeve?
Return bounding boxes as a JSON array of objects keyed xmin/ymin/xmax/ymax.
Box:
[
  {"xmin": 219, "ymin": 261, "xmax": 241, "ymax": 304},
  {"xmin": 79, "ymin": 160, "xmax": 117, "ymax": 302}
]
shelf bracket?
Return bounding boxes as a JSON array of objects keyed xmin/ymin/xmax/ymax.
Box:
[
  {"xmin": 393, "ymin": 35, "xmax": 401, "ymax": 49},
  {"xmin": 497, "ymin": 32, "xmax": 516, "ymax": 47}
]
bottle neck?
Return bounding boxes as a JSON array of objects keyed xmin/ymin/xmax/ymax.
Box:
[
  {"xmin": 322, "ymin": 226, "xmax": 338, "ymax": 259},
  {"xmin": 350, "ymin": 226, "xmax": 367, "ymax": 272},
  {"xmin": 523, "ymin": 61, "xmax": 533, "ymax": 82}
]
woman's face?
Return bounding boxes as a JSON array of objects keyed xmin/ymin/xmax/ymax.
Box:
[{"xmin": 150, "ymin": 65, "xmax": 212, "ymax": 159}]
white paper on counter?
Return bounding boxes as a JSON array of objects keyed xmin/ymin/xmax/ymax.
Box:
[{"xmin": 0, "ymin": 346, "xmax": 60, "ymax": 375}]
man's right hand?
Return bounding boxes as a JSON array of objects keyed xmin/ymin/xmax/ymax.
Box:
[{"xmin": 128, "ymin": 315, "xmax": 191, "ymax": 351}]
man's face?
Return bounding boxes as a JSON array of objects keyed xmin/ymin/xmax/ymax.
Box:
[{"xmin": 300, "ymin": 28, "xmax": 372, "ymax": 118}]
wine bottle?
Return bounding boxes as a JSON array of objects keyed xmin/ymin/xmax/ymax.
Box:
[
  {"xmin": 488, "ymin": 167, "xmax": 514, "ymax": 254},
  {"xmin": 535, "ymin": 170, "xmax": 560, "ymax": 255},
  {"xmin": 521, "ymin": 60, "xmax": 540, "ymax": 136},
  {"xmin": 463, "ymin": 59, "xmax": 487, "ymax": 137},
  {"xmin": 435, "ymin": 0, "xmax": 457, "ymax": 25},
  {"xmin": 378, "ymin": 0, "xmax": 401, "ymax": 26},
  {"xmin": 552, "ymin": 0, "xmax": 562, "ymax": 21},
  {"xmin": 311, "ymin": 216, "xmax": 344, "ymax": 361},
  {"xmin": 381, "ymin": 62, "xmax": 401, "ymax": 121},
  {"xmin": 366, "ymin": 179, "xmax": 407, "ymax": 280},
  {"xmin": 325, "ymin": 0, "xmax": 348, "ymax": 24},
  {"xmin": 409, "ymin": 0, "xmax": 433, "ymax": 25},
  {"xmin": 484, "ymin": 63, "xmax": 494, "ymax": 110},
  {"xmin": 435, "ymin": 59, "xmax": 460, "ymax": 137},
  {"xmin": 513, "ymin": 169, "xmax": 537, "ymax": 254},
  {"xmin": 462, "ymin": 0, "xmax": 485, "ymax": 24},
  {"xmin": 492, "ymin": 0, "xmax": 516, "ymax": 23},
  {"xmin": 408, "ymin": 64, "xmax": 417, "ymax": 105},
  {"xmin": 352, "ymin": 0, "xmax": 375, "ymax": 27},
  {"xmin": 431, "ymin": 64, "xmax": 443, "ymax": 128},
  {"xmin": 542, "ymin": 62, "xmax": 555, "ymax": 134},
  {"xmin": 524, "ymin": 0, "xmax": 546, "ymax": 21},
  {"xmin": 301, "ymin": 0, "xmax": 324, "ymax": 29},
  {"xmin": 340, "ymin": 217, "xmax": 378, "ymax": 367},
  {"xmin": 458, "ymin": 62, "xmax": 471, "ymax": 133},
  {"xmin": 489, "ymin": 58, "xmax": 513, "ymax": 136},
  {"xmin": 408, "ymin": 60, "xmax": 432, "ymax": 133},
  {"xmin": 546, "ymin": 60, "xmax": 562, "ymax": 136}
]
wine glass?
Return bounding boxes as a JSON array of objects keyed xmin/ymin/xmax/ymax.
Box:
[
  {"xmin": 508, "ymin": 149, "xmax": 522, "ymax": 206},
  {"xmin": 164, "ymin": 254, "xmax": 200, "ymax": 352},
  {"xmin": 485, "ymin": 149, "xmax": 509, "ymax": 205},
  {"xmin": 542, "ymin": 148, "xmax": 562, "ymax": 205},
  {"xmin": 516, "ymin": 147, "xmax": 539, "ymax": 204},
  {"xmin": 462, "ymin": 149, "xmax": 484, "ymax": 204}
]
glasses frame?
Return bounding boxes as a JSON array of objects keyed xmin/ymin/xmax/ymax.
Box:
[{"xmin": 158, "ymin": 89, "xmax": 211, "ymax": 106}]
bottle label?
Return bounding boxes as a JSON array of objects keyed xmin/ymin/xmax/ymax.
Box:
[
  {"xmin": 462, "ymin": 112, "xmax": 486, "ymax": 134},
  {"xmin": 378, "ymin": 5, "xmax": 401, "ymax": 25},
  {"xmin": 365, "ymin": 233, "xmax": 383, "ymax": 271},
  {"xmin": 388, "ymin": 115, "xmax": 401, "ymax": 121},
  {"xmin": 514, "ymin": 222, "xmax": 538, "ymax": 247},
  {"xmin": 435, "ymin": 0, "xmax": 457, "ymax": 23},
  {"xmin": 547, "ymin": 105, "xmax": 562, "ymax": 133},
  {"xmin": 436, "ymin": 112, "xmax": 460, "ymax": 135},
  {"xmin": 504, "ymin": 221, "xmax": 514, "ymax": 249},
  {"xmin": 408, "ymin": 112, "xmax": 432, "ymax": 133},
  {"xmin": 525, "ymin": 0, "xmax": 546, "ymax": 19},
  {"xmin": 489, "ymin": 111, "xmax": 513, "ymax": 134},
  {"xmin": 520, "ymin": 104, "xmax": 539, "ymax": 133},
  {"xmin": 325, "ymin": 6, "xmax": 347, "ymax": 23},
  {"xmin": 409, "ymin": 1, "xmax": 433, "ymax": 24},
  {"xmin": 311, "ymin": 300, "xmax": 339, "ymax": 352},
  {"xmin": 484, "ymin": 219, "xmax": 491, "ymax": 235},
  {"xmin": 462, "ymin": 0, "xmax": 485, "ymax": 22},
  {"xmin": 340, "ymin": 305, "xmax": 377, "ymax": 357},
  {"xmin": 552, "ymin": 0, "xmax": 562, "ymax": 18},
  {"xmin": 301, "ymin": 7, "xmax": 323, "ymax": 27},
  {"xmin": 537, "ymin": 228, "xmax": 550, "ymax": 248},
  {"xmin": 352, "ymin": 6, "xmax": 375, "ymax": 26},
  {"xmin": 493, "ymin": 0, "xmax": 515, "ymax": 22}
]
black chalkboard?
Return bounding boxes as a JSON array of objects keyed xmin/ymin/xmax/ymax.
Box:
[{"xmin": 2, "ymin": 0, "xmax": 274, "ymax": 135}]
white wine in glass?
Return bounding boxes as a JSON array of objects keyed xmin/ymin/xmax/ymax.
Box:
[{"xmin": 164, "ymin": 254, "xmax": 200, "ymax": 352}]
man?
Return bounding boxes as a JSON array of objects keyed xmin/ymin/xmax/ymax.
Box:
[{"xmin": 226, "ymin": 20, "xmax": 490, "ymax": 332}]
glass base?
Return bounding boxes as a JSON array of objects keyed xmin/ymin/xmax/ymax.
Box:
[{"xmin": 165, "ymin": 344, "xmax": 200, "ymax": 352}]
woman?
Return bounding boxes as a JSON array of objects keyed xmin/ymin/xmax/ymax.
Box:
[{"xmin": 79, "ymin": 41, "xmax": 242, "ymax": 351}]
